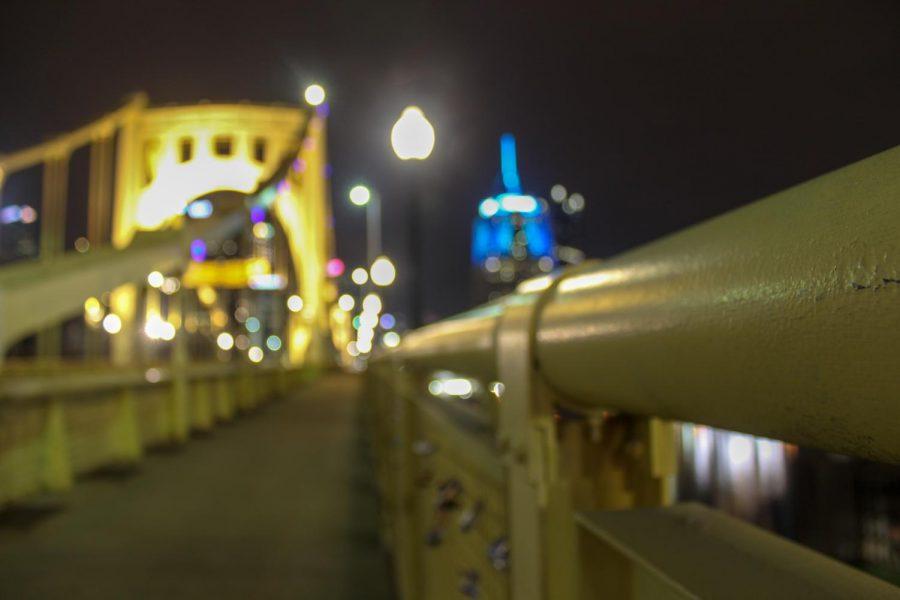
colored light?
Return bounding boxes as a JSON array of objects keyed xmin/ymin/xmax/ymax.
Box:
[
  {"xmin": 379, "ymin": 313, "xmax": 396, "ymax": 329},
  {"xmin": 102, "ymin": 313, "xmax": 122, "ymax": 334},
  {"xmin": 197, "ymin": 285, "xmax": 218, "ymax": 306},
  {"xmin": 20, "ymin": 205, "xmax": 36, "ymax": 224},
  {"xmin": 245, "ymin": 317, "xmax": 260, "ymax": 333},
  {"xmin": 500, "ymin": 133, "xmax": 522, "ymax": 193},
  {"xmin": 351, "ymin": 267, "xmax": 368, "ymax": 285},
  {"xmin": 147, "ymin": 271, "xmax": 165, "ymax": 288},
  {"xmin": 252, "ymin": 222, "xmax": 275, "ymax": 240},
  {"xmin": 84, "ymin": 297, "xmax": 104, "ymax": 323},
  {"xmin": 338, "ymin": 294, "xmax": 355, "ymax": 312},
  {"xmin": 349, "ymin": 185, "xmax": 371, "ymax": 206},
  {"xmin": 248, "ymin": 273, "xmax": 287, "ymax": 290},
  {"xmin": 266, "ymin": 335, "xmax": 282, "ymax": 351},
  {"xmin": 479, "ymin": 198, "xmax": 500, "ymax": 219},
  {"xmin": 370, "ymin": 256, "xmax": 396, "ymax": 287},
  {"xmin": 326, "ymin": 257, "xmax": 346, "ymax": 278},
  {"xmin": 250, "ymin": 206, "xmax": 266, "ymax": 224},
  {"xmin": 390, "ymin": 106, "xmax": 435, "ymax": 160},
  {"xmin": 248, "ymin": 346, "xmax": 264, "ymax": 363},
  {"xmin": 216, "ymin": 332, "xmax": 235, "ymax": 351},
  {"xmin": 287, "ymin": 295, "xmax": 304, "ymax": 312},
  {"xmin": 352, "ymin": 316, "xmax": 361, "ymax": 330},
  {"xmin": 347, "ymin": 341, "xmax": 360, "ymax": 357},
  {"xmin": 383, "ymin": 331, "xmax": 401, "ymax": 348},
  {"xmin": 161, "ymin": 277, "xmax": 180, "ymax": 295},
  {"xmin": 190, "ymin": 239, "xmax": 207, "ymax": 262},
  {"xmin": 499, "ymin": 194, "xmax": 538, "ymax": 214},
  {"xmin": 550, "ymin": 184, "xmax": 567, "ymax": 202},
  {"xmin": 304, "ymin": 84, "xmax": 326, "ymax": 106},
  {"xmin": 0, "ymin": 205, "xmax": 21, "ymax": 224},
  {"xmin": 362, "ymin": 293, "xmax": 382, "ymax": 314},
  {"xmin": 187, "ymin": 199, "xmax": 213, "ymax": 219}
]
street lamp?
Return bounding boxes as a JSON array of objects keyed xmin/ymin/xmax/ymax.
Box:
[
  {"xmin": 348, "ymin": 184, "xmax": 381, "ymax": 266},
  {"xmin": 391, "ymin": 106, "xmax": 435, "ymax": 327},
  {"xmin": 391, "ymin": 107, "xmax": 435, "ymax": 160},
  {"xmin": 304, "ymin": 84, "xmax": 326, "ymax": 107}
]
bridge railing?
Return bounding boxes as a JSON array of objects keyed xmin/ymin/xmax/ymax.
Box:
[
  {"xmin": 0, "ymin": 360, "xmax": 315, "ymax": 507},
  {"xmin": 369, "ymin": 146, "xmax": 900, "ymax": 599}
]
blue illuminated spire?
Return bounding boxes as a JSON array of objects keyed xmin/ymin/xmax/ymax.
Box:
[{"xmin": 500, "ymin": 133, "xmax": 522, "ymax": 194}]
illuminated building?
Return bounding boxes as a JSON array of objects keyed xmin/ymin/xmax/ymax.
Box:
[{"xmin": 471, "ymin": 134, "xmax": 556, "ymax": 300}]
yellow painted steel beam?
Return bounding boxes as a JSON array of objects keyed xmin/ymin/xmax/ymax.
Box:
[{"xmin": 536, "ymin": 145, "xmax": 900, "ymax": 463}]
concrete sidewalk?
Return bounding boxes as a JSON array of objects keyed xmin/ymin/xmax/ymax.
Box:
[{"xmin": 0, "ymin": 373, "xmax": 394, "ymax": 599}]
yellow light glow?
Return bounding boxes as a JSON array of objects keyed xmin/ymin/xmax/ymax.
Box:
[
  {"xmin": 391, "ymin": 106, "xmax": 435, "ymax": 160},
  {"xmin": 351, "ymin": 267, "xmax": 368, "ymax": 285},
  {"xmin": 248, "ymin": 346, "xmax": 264, "ymax": 363},
  {"xmin": 347, "ymin": 341, "xmax": 360, "ymax": 357},
  {"xmin": 362, "ymin": 293, "xmax": 382, "ymax": 314},
  {"xmin": 304, "ymin": 84, "xmax": 326, "ymax": 106},
  {"xmin": 147, "ymin": 271, "xmax": 165, "ymax": 288},
  {"xmin": 102, "ymin": 313, "xmax": 122, "ymax": 334},
  {"xmin": 145, "ymin": 316, "xmax": 176, "ymax": 341},
  {"xmin": 216, "ymin": 332, "xmax": 235, "ymax": 351},
  {"xmin": 370, "ymin": 256, "xmax": 396, "ymax": 287},
  {"xmin": 349, "ymin": 185, "xmax": 371, "ymax": 206},
  {"xmin": 383, "ymin": 331, "xmax": 401, "ymax": 348},
  {"xmin": 287, "ymin": 294, "xmax": 304, "ymax": 313},
  {"xmin": 84, "ymin": 297, "xmax": 104, "ymax": 323},
  {"xmin": 211, "ymin": 308, "xmax": 228, "ymax": 328},
  {"xmin": 197, "ymin": 285, "xmax": 217, "ymax": 306},
  {"xmin": 338, "ymin": 294, "xmax": 355, "ymax": 312}
]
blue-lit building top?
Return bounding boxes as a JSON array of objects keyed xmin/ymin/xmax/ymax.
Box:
[{"xmin": 471, "ymin": 134, "xmax": 555, "ymax": 270}]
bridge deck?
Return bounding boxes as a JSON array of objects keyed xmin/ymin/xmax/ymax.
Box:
[{"xmin": 0, "ymin": 374, "xmax": 393, "ymax": 599}]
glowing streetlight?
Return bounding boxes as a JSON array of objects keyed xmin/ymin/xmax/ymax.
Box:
[
  {"xmin": 349, "ymin": 185, "xmax": 371, "ymax": 206},
  {"xmin": 102, "ymin": 314, "xmax": 122, "ymax": 334},
  {"xmin": 338, "ymin": 294, "xmax": 355, "ymax": 312},
  {"xmin": 391, "ymin": 106, "xmax": 435, "ymax": 160},
  {"xmin": 216, "ymin": 332, "xmax": 235, "ymax": 351},
  {"xmin": 370, "ymin": 256, "xmax": 396, "ymax": 287},
  {"xmin": 287, "ymin": 294, "xmax": 304, "ymax": 313},
  {"xmin": 351, "ymin": 267, "xmax": 369, "ymax": 285},
  {"xmin": 304, "ymin": 84, "xmax": 326, "ymax": 106}
]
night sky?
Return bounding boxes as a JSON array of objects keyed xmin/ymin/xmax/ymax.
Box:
[{"xmin": 2, "ymin": 1, "xmax": 899, "ymax": 321}]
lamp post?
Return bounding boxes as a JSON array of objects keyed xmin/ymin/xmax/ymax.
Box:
[
  {"xmin": 349, "ymin": 184, "xmax": 381, "ymax": 267},
  {"xmin": 390, "ymin": 106, "xmax": 435, "ymax": 328}
]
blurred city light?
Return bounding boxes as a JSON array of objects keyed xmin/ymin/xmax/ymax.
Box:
[
  {"xmin": 369, "ymin": 256, "xmax": 396, "ymax": 286},
  {"xmin": 190, "ymin": 239, "xmax": 207, "ymax": 262},
  {"xmin": 245, "ymin": 316, "xmax": 261, "ymax": 332},
  {"xmin": 248, "ymin": 346, "xmax": 264, "ymax": 363},
  {"xmin": 362, "ymin": 293, "xmax": 382, "ymax": 314},
  {"xmin": 349, "ymin": 185, "xmax": 371, "ymax": 206},
  {"xmin": 347, "ymin": 341, "xmax": 360, "ymax": 357},
  {"xmin": 287, "ymin": 294, "xmax": 304, "ymax": 313},
  {"xmin": 351, "ymin": 267, "xmax": 368, "ymax": 285},
  {"xmin": 197, "ymin": 285, "xmax": 217, "ymax": 306},
  {"xmin": 187, "ymin": 199, "xmax": 213, "ymax": 219},
  {"xmin": 216, "ymin": 332, "xmax": 235, "ymax": 351},
  {"xmin": 252, "ymin": 222, "xmax": 275, "ymax": 240},
  {"xmin": 383, "ymin": 331, "xmax": 401, "ymax": 348},
  {"xmin": 326, "ymin": 258, "xmax": 346, "ymax": 278},
  {"xmin": 266, "ymin": 335, "xmax": 282, "ymax": 351},
  {"xmin": 84, "ymin": 297, "xmax": 104, "ymax": 324},
  {"xmin": 102, "ymin": 313, "xmax": 122, "ymax": 334},
  {"xmin": 379, "ymin": 313, "xmax": 396, "ymax": 329},
  {"xmin": 74, "ymin": 237, "xmax": 90, "ymax": 253},
  {"xmin": 304, "ymin": 84, "xmax": 326, "ymax": 106},
  {"xmin": 338, "ymin": 294, "xmax": 355, "ymax": 312},
  {"xmin": 147, "ymin": 271, "xmax": 164, "ymax": 288},
  {"xmin": 390, "ymin": 106, "xmax": 435, "ymax": 160},
  {"xmin": 550, "ymin": 184, "xmax": 567, "ymax": 202}
]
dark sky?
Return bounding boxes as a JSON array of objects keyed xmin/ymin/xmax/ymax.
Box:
[{"xmin": 2, "ymin": 1, "xmax": 899, "ymax": 321}]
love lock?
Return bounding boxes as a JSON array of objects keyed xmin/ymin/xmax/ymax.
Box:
[{"xmin": 458, "ymin": 499, "xmax": 484, "ymax": 533}]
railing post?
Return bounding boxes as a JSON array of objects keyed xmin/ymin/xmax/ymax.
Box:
[
  {"xmin": 41, "ymin": 397, "xmax": 72, "ymax": 492},
  {"xmin": 109, "ymin": 387, "xmax": 142, "ymax": 464}
]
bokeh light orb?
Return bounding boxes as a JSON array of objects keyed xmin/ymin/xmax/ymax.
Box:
[
  {"xmin": 390, "ymin": 106, "xmax": 435, "ymax": 160},
  {"xmin": 349, "ymin": 185, "xmax": 371, "ymax": 206},
  {"xmin": 370, "ymin": 256, "xmax": 396, "ymax": 287},
  {"xmin": 304, "ymin": 84, "xmax": 326, "ymax": 106}
]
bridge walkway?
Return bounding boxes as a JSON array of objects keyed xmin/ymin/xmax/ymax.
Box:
[{"xmin": 0, "ymin": 373, "xmax": 393, "ymax": 599}]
